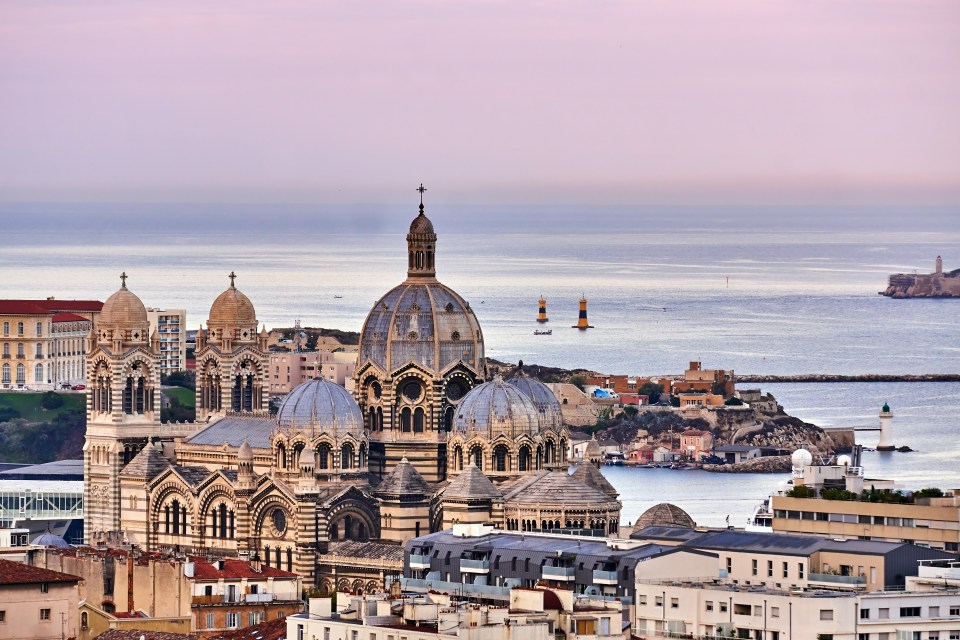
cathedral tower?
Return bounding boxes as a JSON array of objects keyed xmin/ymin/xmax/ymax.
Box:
[
  {"xmin": 195, "ymin": 272, "xmax": 269, "ymax": 422},
  {"xmin": 84, "ymin": 273, "xmax": 161, "ymax": 544},
  {"xmin": 354, "ymin": 187, "xmax": 486, "ymax": 483}
]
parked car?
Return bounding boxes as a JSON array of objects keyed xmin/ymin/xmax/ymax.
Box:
[
  {"xmin": 72, "ymin": 384, "xmax": 86, "ymax": 390},
  {"xmin": 60, "ymin": 383, "xmax": 72, "ymax": 389}
]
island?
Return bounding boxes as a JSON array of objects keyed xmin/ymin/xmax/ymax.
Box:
[{"xmin": 881, "ymin": 255, "xmax": 960, "ymax": 298}]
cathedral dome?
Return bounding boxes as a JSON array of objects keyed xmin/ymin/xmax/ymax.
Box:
[
  {"xmin": 506, "ymin": 376, "xmax": 564, "ymax": 429},
  {"xmin": 277, "ymin": 378, "xmax": 364, "ymax": 437},
  {"xmin": 455, "ymin": 377, "xmax": 541, "ymax": 439},
  {"xmin": 409, "ymin": 211, "xmax": 435, "ymax": 235},
  {"xmin": 209, "ymin": 282, "xmax": 257, "ymax": 328},
  {"xmin": 635, "ymin": 503, "xmax": 696, "ymax": 530},
  {"xmin": 359, "ymin": 282, "xmax": 484, "ymax": 375},
  {"xmin": 100, "ymin": 279, "xmax": 148, "ymax": 327}
]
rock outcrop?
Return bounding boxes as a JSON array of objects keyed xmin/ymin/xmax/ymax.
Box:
[{"xmin": 704, "ymin": 455, "xmax": 792, "ymax": 473}]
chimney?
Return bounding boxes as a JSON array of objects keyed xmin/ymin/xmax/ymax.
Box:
[{"xmin": 127, "ymin": 555, "xmax": 135, "ymax": 613}]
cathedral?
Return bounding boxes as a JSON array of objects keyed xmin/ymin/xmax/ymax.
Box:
[{"xmin": 82, "ymin": 196, "xmax": 622, "ymax": 590}]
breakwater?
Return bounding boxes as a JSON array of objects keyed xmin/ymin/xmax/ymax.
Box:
[{"xmin": 738, "ymin": 374, "xmax": 960, "ymax": 383}]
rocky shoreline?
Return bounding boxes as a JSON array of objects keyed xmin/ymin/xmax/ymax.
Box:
[{"xmin": 703, "ymin": 455, "xmax": 792, "ymax": 474}]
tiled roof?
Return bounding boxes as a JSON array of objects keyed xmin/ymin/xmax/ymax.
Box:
[
  {"xmin": 0, "ymin": 300, "xmax": 50, "ymax": 315},
  {"xmin": 374, "ymin": 457, "xmax": 431, "ymax": 496},
  {"xmin": 207, "ymin": 617, "xmax": 287, "ymax": 640},
  {"xmin": 500, "ymin": 470, "xmax": 616, "ymax": 505},
  {"xmin": 93, "ymin": 631, "xmax": 196, "ymax": 640},
  {"xmin": 442, "ymin": 464, "xmax": 502, "ymax": 501},
  {"xmin": 0, "ymin": 299, "xmax": 103, "ymax": 314},
  {"xmin": 635, "ymin": 503, "xmax": 696, "ymax": 529},
  {"xmin": 121, "ymin": 445, "xmax": 171, "ymax": 479},
  {"xmin": 325, "ymin": 540, "xmax": 405, "ymax": 564},
  {"xmin": 0, "ymin": 557, "xmax": 81, "ymax": 585},
  {"xmin": 570, "ymin": 462, "xmax": 618, "ymax": 499},
  {"xmin": 190, "ymin": 558, "xmax": 298, "ymax": 580},
  {"xmin": 52, "ymin": 312, "xmax": 90, "ymax": 323},
  {"xmin": 186, "ymin": 416, "xmax": 276, "ymax": 449},
  {"xmin": 172, "ymin": 466, "xmax": 212, "ymax": 487}
]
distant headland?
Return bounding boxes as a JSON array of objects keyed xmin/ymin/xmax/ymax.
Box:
[{"xmin": 881, "ymin": 255, "xmax": 960, "ymax": 298}]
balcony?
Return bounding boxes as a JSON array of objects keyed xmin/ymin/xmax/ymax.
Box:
[
  {"xmin": 808, "ymin": 572, "xmax": 866, "ymax": 587},
  {"xmin": 459, "ymin": 558, "xmax": 490, "ymax": 573},
  {"xmin": 409, "ymin": 553, "xmax": 431, "ymax": 570},
  {"xmin": 542, "ymin": 565, "xmax": 576, "ymax": 581},
  {"xmin": 592, "ymin": 570, "xmax": 618, "ymax": 585}
]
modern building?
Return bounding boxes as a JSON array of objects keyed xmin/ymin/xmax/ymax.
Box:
[
  {"xmin": 146, "ymin": 307, "xmax": 187, "ymax": 374},
  {"xmin": 0, "ymin": 557, "xmax": 82, "ymax": 640},
  {"xmin": 771, "ymin": 451, "xmax": 960, "ymax": 553},
  {"xmin": 0, "ymin": 298, "xmax": 102, "ymax": 389},
  {"xmin": 0, "ymin": 459, "xmax": 84, "ymax": 541}
]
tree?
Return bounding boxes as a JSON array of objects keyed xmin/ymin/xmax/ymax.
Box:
[
  {"xmin": 637, "ymin": 382, "xmax": 663, "ymax": 404},
  {"xmin": 161, "ymin": 370, "xmax": 196, "ymax": 391},
  {"xmin": 569, "ymin": 375, "xmax": 586, "ymax": 391},
  {"xmin": 41, "ymin": 391, "xmax": 65, "ymax": 410},
  {"xmin": 786, "ymin": 485, "xmax": 815, "ymax": 498}
]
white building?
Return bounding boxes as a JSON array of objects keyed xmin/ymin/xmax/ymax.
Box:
[{"xmin": 147, "ymin": 307, "xmax": 187, "ymax": 373}]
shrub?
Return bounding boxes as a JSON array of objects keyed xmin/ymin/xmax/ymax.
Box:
[
  {"xmin": 913, "ymin": 487, "xmax": 944, "ymax": 498},
  {"xmin": 41, "ymin": 391, "xmax": 65, "ymax": 410},
  {"xmin": 786, "ymin": 485, "xmax": 815, "ymax": 498}
]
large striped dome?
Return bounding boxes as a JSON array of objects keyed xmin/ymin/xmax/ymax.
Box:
[
  {"xmin": 454, "ymin": 377, "xmax": 541, "ymax": 439},
  {"xmin": 277, "ymin": 378, "xmax": 364, "ymax": 437}
]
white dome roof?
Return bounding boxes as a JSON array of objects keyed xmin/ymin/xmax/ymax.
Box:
[
  {"xmin": 455, "ymin": 377, "xmax": 541, "ymax": 439},
  {"xmin": 791, "ymin": 448, "xmax": 813, "ymax": 468},
  {"xmin": 277, "ymin": 378, "xmax": 364, "ymax": 437}
]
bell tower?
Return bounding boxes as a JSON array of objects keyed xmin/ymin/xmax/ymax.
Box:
[
  {"xmin": 405, "ymin": 184, "xmax": 438, "ymax": 282},
  {"xmin": 84, "ymin": 273, "xmax": 161, "ymax": 545}
]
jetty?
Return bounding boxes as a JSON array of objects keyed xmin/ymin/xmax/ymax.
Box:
[{"xmin": 737, "ymin": 373, "xmax": 960, "ymax": 383}]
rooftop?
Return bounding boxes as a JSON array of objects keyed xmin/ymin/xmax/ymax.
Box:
[
  {"xmin": 0, "ymin": 557, "xmax": 81, "ymax": 585},
  {"xmin": 0, "ymin": 459, "xmax": 84, "ymax": 481},
  {"xmin": 186, "ymin": 416, "xmax": 276, "ymax": 449}
]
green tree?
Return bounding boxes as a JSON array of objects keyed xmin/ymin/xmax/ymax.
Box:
[
  {"xmin": 41, "ymin": 391, "xmax": 65, "ymax": 410},
  {"xmin": 569, "ymin": 375, "xmax": 586, "ymax": 391},
  {"xmin": 786, "ymin": 485, "xmax": 815, "ymax": 498},
  {"xmin": 637, "ymin": 382, "xmax": 663, "ymax": 404}
]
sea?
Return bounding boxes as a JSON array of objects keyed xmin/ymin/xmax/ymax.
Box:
[{"xmin": 1, "ymin": 201, "xmax": 958, "ymax": 527}]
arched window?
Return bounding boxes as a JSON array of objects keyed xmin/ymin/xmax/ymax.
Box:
[
  {"xmin": 341, "ymin": 443, "xmax": 354, "ymax": 470},
  {"xmin": 377, "ymin": 407, "xmax": 383, "ymax": 432},
  {"xmin": 545, "ymin": 441, "xmax": 555, "ymax": 464},
  {"xmin": 400, "ymin": 407, "xmax": 412, "ymax": 432},
  {"xmin": 34, "ymin": 363, "xmax": 43, "ymax": 383},
  {"xmin": 494, "ymin": 444, "xmax": 509, "ymax": 472},
  {"xmin": 413, "ymin": 407, "xmax": 424, "ymax": 433},
  {"xmin": 368, "ymin": 407, "xmax": 377, "ymax": 431},
  {"xmin": 135, "ymin": 377, "xmax": 145, "ymax": 413},
  {"xmin": 17, "ymin": 343, "xmax": 24, "ymax": 357},
  {"xmin": 453, "ymin": 446, "xmax": 463, "ymax": 472},
  {"xmin": 359, "ymin": 443, "xmax": 367, "ymax": 468},
  {"xmin": 35, "ymin": 343, "xmax": 42, "ymax": 357},
  {"xmin": 518, "ymin": 446, "xmax": 531, "ymax": 472},
  {"xmin": 317, "ymin": 444, "xmax": 330, "ymax": 470},
  {"xmin": 123, "ymin": 378, "xmax": 133, "ymax": 414},
  {"xmin": 444, "ymin": 406, "xmax": 454, "ymax": 431},
  {"xmin": 17, "ymin": 322, "xmax": 24, "ymax": 335},
  {"xmin": 559, "ymin": 438, "xmax": 568, "ymax": 462},
  {"xmin": 2, "ymin": 343, "xmax": 7, "ymax": 356},
  {"xmin": 276, "ymin": 443, "xmax": 287, "ymax": 469},
  {"xmin": 16, "ymin": 363, "xmax": 25, "ymax": 385},
  {"xmin": 36, "ymin": 322, "xmax": 43, "ymax": 336},
  {"xmin": 1, "ymin": 363, "xmax": 9, "ymax": 384},
  {"xmin": 471, "ymin": 446, "xmax": 483, "ymax": 470}
]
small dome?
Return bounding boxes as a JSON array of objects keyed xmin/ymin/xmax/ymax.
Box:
[
  {"xmin": 100, "ymin": 285, "xmax": 148, "ymax": 327},
  {"xmin": 506, "ymin": 377, "xmax": 564, "ymax": 429},
  {"xmin": 409, "ymin": 211, "xmax": 435, "ymax": 236},
  {"xmin": 636, "ymin": 503, "xmax": 696, "ymax": 529},
  {"xmin": 277, "ymin": 378, "xmax": 364, "ymax": 437},
  {"xmin": 584, "ymin": 435, "xmax": 602, "ymax": 459},
  {"xmin": 791, "ymin": 449, "xmax": 813, "ymax": 469},
  {"xmin": 32, "ymin": 531, "xmax": 70, "ymax": 548},
  {"xmin": 455, "ymin": 377, "xmax": 541, "ymax": 439},
  {"xmin": 238, "ymin": 440, "xmax": 253, "ymax": 462},
  {"xmin": 299, "ymin": 446, "xmax": 315, "ymax": 468},
  {"xmin": 209, "ymin": 285, "xmax": 257, "ymax": 328},
  {"xmin": 882, "ymin": 402, "xmax": 891, "ymax": 413}
]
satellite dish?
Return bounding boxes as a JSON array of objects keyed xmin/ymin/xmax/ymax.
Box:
[
  {"xmin": 836, "ymin": 454, "xmax": 852, "ymax": 466},
  {"xmin": 791, "ymin": 449, "xmax": 813, "ymax": 468}
]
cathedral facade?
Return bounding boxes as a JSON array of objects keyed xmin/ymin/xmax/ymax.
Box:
[{"xmin": 83, "ymin": 197, "xmax": 621, "ymax": 590}]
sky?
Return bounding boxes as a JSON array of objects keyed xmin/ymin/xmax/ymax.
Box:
[{"xmin": 1, "ymin": 0, "xmax": 958, "ymax": 205}]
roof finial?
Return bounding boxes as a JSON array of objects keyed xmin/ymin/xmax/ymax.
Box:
[
  {"xmin": 228, "ymin": 271, "xmax": 237, "ymax": 289},
  {"xmin": 120, "ymin": 272, "xmax": 128, "ymax": 289},
  {"xmin": 416, "ymin": 183, "xmax": 427, "ymax": 214}
]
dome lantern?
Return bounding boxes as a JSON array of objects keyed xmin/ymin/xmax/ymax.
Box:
[{"xmin": 406, "ymin": 183, "xmax": 438, "ymax": 281}]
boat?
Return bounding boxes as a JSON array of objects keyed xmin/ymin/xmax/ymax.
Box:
[
  {"xmin": 333, "ymin": 295, "xmax": 343, "ymax": 299},
  {"xmin": 533, "ymin": 329, "xmax": 552, "ymax": 335}
]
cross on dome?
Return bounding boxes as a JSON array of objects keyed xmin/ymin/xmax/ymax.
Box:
[
  {"xmin": 120, "ymin": 272, "xmax": 128, "ymax": 288},
  {"xmin": 228, "ymin": 271, "xmax": 237, "ymax": 288}
]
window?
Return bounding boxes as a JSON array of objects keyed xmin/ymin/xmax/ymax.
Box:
[
  {"xmin": 858, "ymin": 635, "xmax": 869, "ymax": 640},
  {"xmin": 782, "ymin": 561, "xmax": 788, "ymax": 578},
  {"xmin": 226, "ymin": 613, "xmax": 240, "ymax": 628},
  {"xmin": 206, "ymin": 613, "xmax": 215, "ymax": 629},
  {"xmin": 671, "ymin": 598, "xmax": 679, "ymax": 609},
  {"xmin": 820, "ymin": 610, "xmax": 834, "ymax": 621},
  {"xmin": 951, "ymin": 607, "xmax": 960, "ymax": 616},
  {"xmin": 324, "ymin": 627, "xmax": 331, "ymax": 640},
  {"xmin": 878, "ymin": 608, "xmax": 889, "ymax": 619},
  {"xmin": 655, "ymin": 596, "xmax": 663, "ymax": 607},
  {"xmin": 899, "ymin": 607, "xmax": 920, "ymax": 618},
  {"xmin": 40, "ymin": 583, "xmax": 49, "ymax": 593},
  {"xmin": 860, "ymin": 608, "xmax": 870, "ymax": 619},
  {"xmin": 798, "ymin": 562, "xmax": 805, "ymax": 579},
  {"xmin": 40, "ymin": 608, "xmax": 51, "ymax": 621},
  {"xmin": 719, "ymin": 602, "xmax": 728, "ymax": 613},
  {"xmin": 639, "ymin": 596, "xmax": 647, "ymax": 606},
  {"xmin": 771, "ymin": 607, "xmax": 780, "ymax": 618},
  {"xmin": 726, "ymin": 557, "xmax": 732, "ymax": 573},
  {"xmin": 2, "ymin": 322, "xmax": 8, "ymax": 334},
  {"xmin": 931, "ymin": 607, "xmax": 941, "ymax": 617},
  {"xmin": 17, "ymin": 322, "xmax": 24, "ymax": 335},
  {"xmin": 752, "ymin": 559, "xmax": 758, "ymax": 576},
  {"xmin": 37, "ymin": 322, "xmax": 43, "ymax": 336},
  {"xmin": 705, "ymin": 601, "xmax": 714, "ymax": 612},
  {"xmin": 768, "ymin": 560, "xmax": 773, "ymax": 577},
  {"xmin": 0, "ymin": 610, "xmax": 5, "ymax": 623}
]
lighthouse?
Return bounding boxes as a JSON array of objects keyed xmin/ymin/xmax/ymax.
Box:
[
  {"xmin": 572, "ymin": 296, "xmax": 594, "ymax": 329},
  {"xmin": 877, "ymin": 402, "xmax": 895, "ymax": 451},
  {"xmin": 537, "ymin": 297, "xmax": 549, "ymax": 323}
]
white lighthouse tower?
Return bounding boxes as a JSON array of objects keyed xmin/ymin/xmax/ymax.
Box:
[{"xmin": 877, "ymin": 402, "xmax": 895, "ymax": 451}]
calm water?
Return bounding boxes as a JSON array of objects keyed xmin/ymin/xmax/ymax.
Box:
[{"xmin": 2, "ymin": 202, "xmax": 958, "ymax": 527}]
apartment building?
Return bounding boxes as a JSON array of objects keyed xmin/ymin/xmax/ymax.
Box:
[
  {"xmin": 146, "ymin": 308, "xmax": 187, "ymax": 373},
  {"xmin": 268, "ymin": 349, "xmax": 357, "ymax": 395},
  {"xmin": 771, "ymin": 454, "xmax": 960, "ymax": 553},
  {"xmin": 0, "ymin": 558, "xmax": 82, "ymax": 640}
]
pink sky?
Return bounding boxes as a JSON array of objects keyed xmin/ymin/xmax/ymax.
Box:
[{"xmin": 1, "ymin": 0, "xmax": 958, "ymax": 204}]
